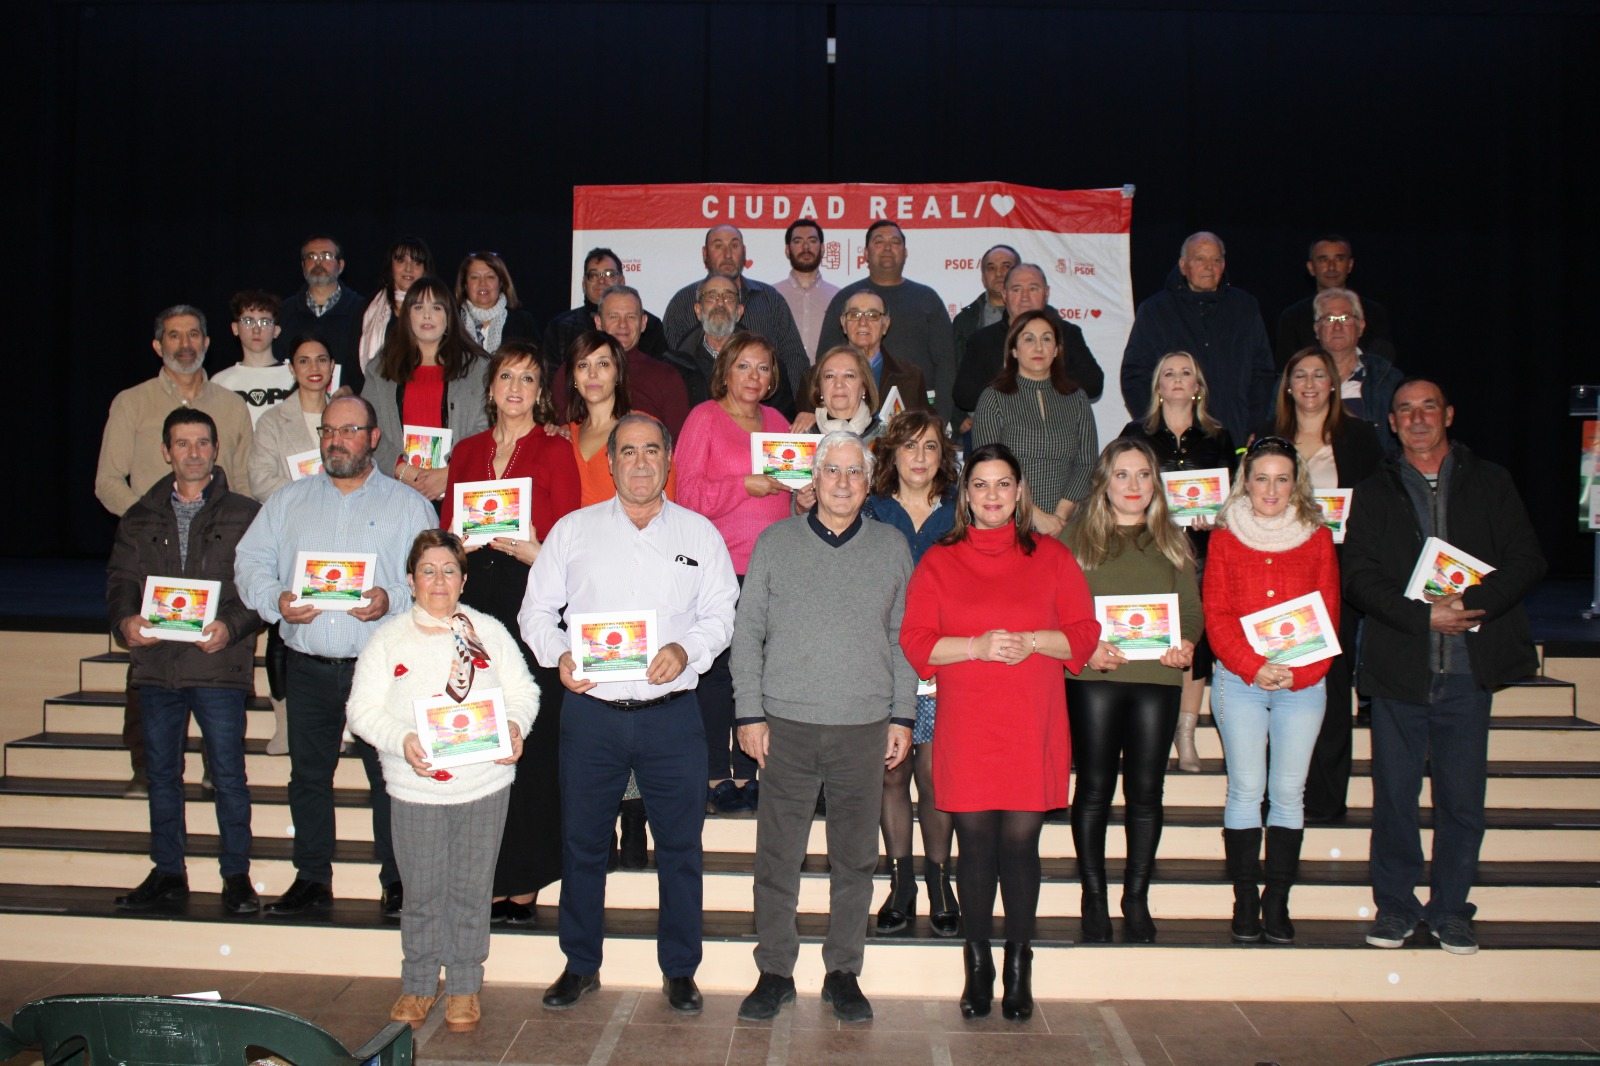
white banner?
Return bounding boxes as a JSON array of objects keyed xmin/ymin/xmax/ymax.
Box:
[{"xmin": 572, "ymin": 181, "xmax": 1136, "ymax": 447}]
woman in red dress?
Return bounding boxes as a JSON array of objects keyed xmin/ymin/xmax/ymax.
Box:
[{"xmin": 900, "ymin": 442, "xmax": 1099, "ymax": 1023}]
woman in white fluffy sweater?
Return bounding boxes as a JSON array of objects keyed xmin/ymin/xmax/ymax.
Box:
[{"xmin": 347, "ymin": 529, "xmax": 538, "ymax": 1035}]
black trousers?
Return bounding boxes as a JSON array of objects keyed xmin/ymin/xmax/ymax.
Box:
[{"xmin": 1303, "ymin": 603, "xmax": 1362, "ymax": 821}]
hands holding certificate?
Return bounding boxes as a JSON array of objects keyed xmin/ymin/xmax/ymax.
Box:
[
  {"xmin": 403, "ymin": 721, "xmax": 523, "ymax": 777},
  {"xmin": 1427, "ymin": 592, "xmax": 1485, "ymax": 634}
]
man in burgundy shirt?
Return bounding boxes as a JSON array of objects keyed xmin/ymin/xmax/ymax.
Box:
[{"xmin": 551, "ymin": 285, "xmax": 691, "ymax": 437}]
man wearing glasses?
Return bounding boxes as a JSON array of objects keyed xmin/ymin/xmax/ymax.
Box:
[
  {"xmin": 543, "ymin": 247, "xmax": 668, "ymax": 372},
  {"xmin": 801, "ymin": 289, "xmax": 931, "ymax": 417},
  {"xmin": 276, "ymin": 234, "xmax": 365, "ymax": 395},
  {"xmin": 1275, "ymin": 235, "xmax": 1395, "ymax": 369},
  {"xmin": 213, "ymin": 290, "xmax": 295, "ymax": 427},
  {"xmin": 730, "ymin": 431, "xmax": 917, "ymax": 1023},
  {"xmin": 1311, "ymin": 287, "xmax": 1404, "ymax": 455},
  {"xmin": 662, "ymin": 275, "xmax": 795, "ymax": 418},
  {"xmin": 234, "ymin": 396, "xmax": 435, "ymax": 918}
]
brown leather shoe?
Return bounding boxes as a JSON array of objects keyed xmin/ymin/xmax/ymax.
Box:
[
  {"xmin": 446, "ymin": 993, "xmax": 481, "ymax": 1033},
  {"xmin": 390, "ymin": 993, "xmax": 436, "ymax": 1029}
]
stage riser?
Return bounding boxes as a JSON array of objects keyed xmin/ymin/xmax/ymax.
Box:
[
  {"xmin": 81, "ymin": 660, "xmax": 270, "ymax": 695},
  {"xmin": 47, "ymin": 702, "xmax": 278, "ymax": 740}
]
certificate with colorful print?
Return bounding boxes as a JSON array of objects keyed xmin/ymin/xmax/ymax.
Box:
[
  {"xmin": 569, "ymin": 610, "xmax": 659, "ymax": 682},
  {"xmin": 751, "ymin": 433, "xmax": 822, "ymax": 487},
  {"xmin": 1094, "ymin": 594, "xmax": 1181, "ymax": 661},
  {"xmin": 401, "ymin": 425, "xmax": 453, "ymax": 469},
  {"xmin": 1312, "ymin": 489, "xmax": 1353, "ymax": 543},
  {"xmin": 1161, "ymin": 468, "xmax": 1230, "ymax": 525},
  {"xmin": 289, "ymin": 551, "xmax": 378, "ymax": 610},
  {"xmin": 451, "ymin": 478, "xmax": 533, "ymax": 546},
  {"xmin": 138, "ymin": 577, "xmax": 222, "ymax": 642},
  {"xmin": 1404, "ymin": 536, "xmax": 1494, "ymax": 632},
  {"xmin": 413, "ymin": 687, "xmax": 513, "ymax": 770},
  {"xmin": 1239, "ymin": 592, "xmax": 1341, "ymax": 667},
  {"xmin": 878, "ymin": 385, "xmax": 905, "ymax": 422},
  {"xmin": 286, "ymin": 448, "xmax": 323, "ymax": 481}
]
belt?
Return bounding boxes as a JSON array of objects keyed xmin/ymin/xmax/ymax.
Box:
[
  {"xmin": 290, "ymin": 649, "xmax": 359, "ymax": 666},
  {"xmin": 590, "ymin": 689, "xmax": 691, "ymax": 711}
]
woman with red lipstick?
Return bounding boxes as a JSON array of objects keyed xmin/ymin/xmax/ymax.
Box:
[
  {"xmin": 365, "ymin": 276, "xmax": 490, "ymax": 507},
  {"xmin": 1205, "ymin": 437, "xmax": 1339, "ymax": 945},
  {"xmin": 675, "ymin": 332, "xmax": 795, "ymax": 818},
  {"xmin": 1259, "ymin": 347, "xmax": 1384, "ymax": 823},
  {"xmin": 1062, "ymin": 438, "xmax": 1201, "ymax": 943},
  {"xmin": 900, "ymin": 443, "xmax": 1099, "ymax": 1022}
]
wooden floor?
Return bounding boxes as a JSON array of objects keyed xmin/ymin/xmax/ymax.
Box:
[{"xmin": 3, "ymin": 960, "xmax": 1599, "ymax": 1066}]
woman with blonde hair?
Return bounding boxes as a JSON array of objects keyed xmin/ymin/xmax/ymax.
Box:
[
  {"xmin": 1119, "ymin": 350, "xmax": 1235, "ymax": 773},
  {"xmin": 1062, "ymin": 438, "xmax": 1200, "ymax": 943}
]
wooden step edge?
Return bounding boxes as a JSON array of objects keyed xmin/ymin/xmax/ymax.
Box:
[{"xmin": 45, "ymin": 693, "xmax": 272, "ymax": 710}]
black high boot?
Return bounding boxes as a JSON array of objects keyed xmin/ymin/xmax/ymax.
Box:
[
  {"xmin": 1071, "ymin": 792, "xmax": 1112, "ymax": 943},
  {"xmin": 923, "ymin": 858, "xmax": 960, "ymax": 937},
  {"xmin": 1222, "ymin": 827, "xmax": 1263, "ymax": 942},
  {"xmin": 618, "ymin": 798, "xmax": 648, "ymax": 870},
  {"xmin": 1262, "ymin": 826, "xmax": 1304, "ymax": 944},
  {"xmin": 959, "ymin": 940, "xmax": 994, "ymax": 1019},
  {"xmin": 1000, "ymin": 941, "xmax": 1034, "ymax": 1021},
  {"xmin": 1120, "ymin": 797, "xmax": 1162, "ymax": 943},
  {"xmin": 875, "ymin": 856, "xmax": 917, "ymax": 934}
]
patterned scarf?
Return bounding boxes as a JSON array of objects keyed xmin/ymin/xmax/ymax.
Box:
[
  {"xmin": 462, "ymin": 294, "xmax": 509, "ymax": 353},
  {"xmin": 412, "ymin": 606, "xmax": 490, "ymax": 702}
]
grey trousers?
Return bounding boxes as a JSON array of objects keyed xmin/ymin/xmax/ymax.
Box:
[
  {"xmin": 391, "ymin": 786, "xmax": 511, "ymax": 995},
  {"xmin": 753, "ymin": 715, "xmax": 887, "ymax": 977}
]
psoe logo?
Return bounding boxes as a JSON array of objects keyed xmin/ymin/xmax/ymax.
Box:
[
  {"xmin": 622, "ymin": 259, "xmax": 642, "ymax": 274},
  {"xmin": 1056, "ymin": 259, "xmax": 1096, "ymax": 276},
  {"xmin": 823, "ymin": 242, "xmax": 842, "ymax": 271}
]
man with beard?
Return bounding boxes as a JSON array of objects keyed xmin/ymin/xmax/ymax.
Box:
[
  {"xmin": 234, "ymin": 395, "xmax": 434, "ymax": 918},
  {"xmin": 662, "ymin": 225, "xmax": 809, "ymax": 403},
  {"xmin": 663, "ymin": 275, "xmax": 796, "ymax": 419},
  {"xmin": 543, "ymin": 247, "xmax": 668, "ymax": 372},
  {"xmin": 275, "ymin": 234, "xmax": 366, "ymax": 394},
  {"xmin": 549, "ymin": 285, "xmax": 692, "ymax": 436},
  {"xmin": 816, "ymin": 222, "xmax": 958, "ymax": 424},
  {"xmin": 95, "ymin": 306, "xmax": 255, "ymax": 797},
  {"xmin": 769, "ymin": 220, "xmax": 838, "ymax": 365}
]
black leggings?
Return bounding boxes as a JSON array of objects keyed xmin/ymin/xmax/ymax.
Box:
[
  {"xmin": 951, "ymin": 810, "xmax": 1045, "ymax": 942},
  {"xmin": 1065, "ymin": 680, "xmax": 1180, "ymax": 894}
]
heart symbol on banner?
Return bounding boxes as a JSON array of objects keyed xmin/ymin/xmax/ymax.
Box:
[
  {"xmin": 989, "ymin": 194, "xmax": 1015, "ymax": 217},
  {"xmin": 744, "ymin": 258, "xmax": 754, "ymax": 269},
  {"xmin": 1090, "ymin": 309, "xmax": 1102, "ymax": 318}
]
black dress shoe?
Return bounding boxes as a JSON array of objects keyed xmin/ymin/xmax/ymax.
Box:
[
  {"xmin": 663, "ymin": 975, "xmax": 702, "ymax": 1014},
  {"xmin": 490, "ymin": 899, "xmax": 510, "ymax": 924},
  {"xmin": 381, "ymin": 880, "xmax": 403, "ymax": 919},
  {"xmin": 115, "ymin": 869, "xmax": 189, "ymax": 910},
  {"xmin": 221, "ymin": 873, "xmax": 260, "ymax": 915},
  {"xmin": 504, "ymin": 900, "xmax": 536, "ymax": 926},
  {"xmin": 542, "ymin": 970, "xmax": 600, "ymax": 1010},
  {"xmin": 264, "ymin": 878, "xmax": 333, "ymax": 916},
  {"xmin": 821, "ymin": 970, "xmax": 872, "ymax": 1022},
  {"xmin": 737, "ymin": 972, "xmax": 796, "ymax": 1021}
]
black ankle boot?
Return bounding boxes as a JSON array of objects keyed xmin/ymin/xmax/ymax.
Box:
[
  {"xmin": 924, "ymin": 859, "xmax": 960, "ymax": 938},
  {"xmin": 1001, "ymin": 940, "xmax": 1033, "ymax": 1021},
  {"xmin": 1121, "ymin": 891, "xmax": 1156, "ymax": 944},
  {"xmin": 1262, "ymin": 826, "xmax": 1303, "ymax": 944},
  {"xmin": 875, "ymin": 856, "xmax": 917, "ymax": 934},
  {"xmin": 1079, "ymin": 890, "xmax": 1112, "ymax": 943},
  {"xmin": 959, "ymin": 940, "xmax": 994, "ymax": 1019},
  {"xmin": 1222, "ymin": 827, "xmax": 1263, "ymax": 942},
  {"xmin": 618, "ymin": 799, "xmax": 648, "ymax": 870}
]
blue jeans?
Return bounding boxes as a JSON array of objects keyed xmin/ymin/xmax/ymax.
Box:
[
  {"xmin": 1210, "ymin": 665, "xmax": 1326, "ymax": 830},
  {"xmin": 140, "ymin": 686, "xmax": 251, "ymax": 877},
  {"xmin": 1369, "ymin": 673, "xmax": 1492, "ymax": 925}
]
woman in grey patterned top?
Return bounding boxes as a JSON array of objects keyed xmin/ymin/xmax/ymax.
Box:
[{"xmin": 971, "ymin": 310, "xmax": 1098, "ymax": 537}]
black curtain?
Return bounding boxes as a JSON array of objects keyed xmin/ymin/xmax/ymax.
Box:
[{"xmin": 16, "ymin": 0, "xmax": 1597, "ymax": 573}]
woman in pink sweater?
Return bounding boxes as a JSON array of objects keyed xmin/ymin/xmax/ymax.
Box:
[{"xmin": 675, "ymin": 331, "xmax": 797, "ymax": 815}]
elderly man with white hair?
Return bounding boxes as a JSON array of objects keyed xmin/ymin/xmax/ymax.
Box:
[
  {"xmin": 1311, "ymin": 286, "xmax": 1404, "ymax": 455},
  {"xmin": 730, "ymin": 430, "xmax": 919, "ymax": 1024}
]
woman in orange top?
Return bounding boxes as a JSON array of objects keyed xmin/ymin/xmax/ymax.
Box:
[{"xmin": 565, "ymin": 330, "xmax": 675, "ymax": 506}]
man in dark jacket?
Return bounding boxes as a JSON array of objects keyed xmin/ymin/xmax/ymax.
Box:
[
  {"xmin": 106, "ymin": 408, "xmax": 263, "ymax": 915},
  {"xmin": 950, "ymin": 244, "xmax": 1018, "ymax": 364},
  {"xmin": 1120, "ymin": 232, "xmax": 1276, "ymax": 445},
  {"xmin": 1343, "ymin": 378, "xmax": 1545, "ymax": 956},
  {"xmin": 663, "ymin": 275, "xmax": 796, "ymax": 419},
  {"xmin": 543, "ymin": 247, "xmax": 668, "ymax": 372},
  {"xmin": 275, "ymin": 234, "xmax": 365, "ymax": 395}
]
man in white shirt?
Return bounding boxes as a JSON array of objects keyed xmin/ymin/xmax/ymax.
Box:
[
  {"xmin": 769, "ymin": 219, "xmax": 839, "ymax": 365},
  {"xmin": 520, "ymin": 414, "xmax": 738, "ymax": 1016}
]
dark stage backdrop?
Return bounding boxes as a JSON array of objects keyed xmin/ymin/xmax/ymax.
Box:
[{"xmin": 15, "ymin": 0, "xmax": 1597, "ymax": 574}]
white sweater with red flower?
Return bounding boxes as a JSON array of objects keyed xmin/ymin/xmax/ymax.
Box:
[{"xmin": 345, "ymin": 605, "xmax": 539, "ymax": 805}]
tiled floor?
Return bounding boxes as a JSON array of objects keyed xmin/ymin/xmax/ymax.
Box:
[{"xmin": 1, "ymin": 962, "xmax": 1596, "ymax": 1065}]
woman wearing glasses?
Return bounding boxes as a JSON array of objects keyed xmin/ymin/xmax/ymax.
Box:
[
  {"xmin": 1259, "ymin": 347, "xmax": 1385, "ymax": 823},
  {"xmin": 1204, "ymin": 437, "xmax": 1338, "ymax": 945}
]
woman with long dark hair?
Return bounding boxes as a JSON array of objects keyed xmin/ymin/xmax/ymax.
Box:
[{"xmin": 359, "ymin": 236, "xmax": 434, "ymax": 372}]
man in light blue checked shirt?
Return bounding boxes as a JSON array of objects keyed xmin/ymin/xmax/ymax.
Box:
[{"xmin": 235, "ymin": 395, "xmax": 435, "ymax": 919}]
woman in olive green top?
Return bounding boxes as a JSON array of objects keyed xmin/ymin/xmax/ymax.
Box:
[{"xmin": 1063, "ymin": 438, "xmax": 1202, "ymax": 944}]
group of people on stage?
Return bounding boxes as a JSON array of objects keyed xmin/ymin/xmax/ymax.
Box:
[{"xmin": 97, "ymin": 221, "xmax": 1544, "ymax": 1035}]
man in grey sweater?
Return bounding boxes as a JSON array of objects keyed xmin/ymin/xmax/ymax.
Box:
[{"xmin": 731, "ymin": 431, "xmax": 919, "ymax": 1024}]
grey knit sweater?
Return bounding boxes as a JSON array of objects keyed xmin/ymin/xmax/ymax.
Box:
[{"xmin": 731, "ymin": 514, "xmax": 918, "ymax": 725}]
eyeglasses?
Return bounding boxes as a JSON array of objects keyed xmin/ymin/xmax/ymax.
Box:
[
  {"xmin": 698, "ymin": 290, "xmax": 740, "ymax": 306},
  {"xmin": 316, "ymin": 424, "xmax": 372, "ymax": 440},
  {"xmin": 818, "ymin": 463, "xmax": 868, "ymax": 481},
  {"xmin": 238, "ymin": 316, "xmax": 275, "ymax": 329},
  {"xmin": 302, "ymin": 251, "xmax": 338, "ymax": 262},
  {"xmin": 584, "ymin": 268, "xmax": 622, "ymax": 282},
  {"xmin": 1317, "ymin": 313, "xmax": 1359, "ymax": 325},
  {"xmin": 843, "ymin": 310, "xmax": 885, "ymax": 322}
]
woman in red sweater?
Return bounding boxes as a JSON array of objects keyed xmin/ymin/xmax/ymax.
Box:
[
  {"xmin": 1203, "ymin": 437, "xmax": 1339, "ymax": 946},
  {"xmin": 901, "ymin": 443, "xmax": 1099, "ymax": 1022}
]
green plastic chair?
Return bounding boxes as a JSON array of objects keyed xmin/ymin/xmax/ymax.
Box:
[
  {"xmin": 11, "ymin": 994, "xmax": 412, "ymax": 1066},
  {"xmin": 1369, "ymin": 1054, "xmax": 1600, "ymax": 1065}
]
